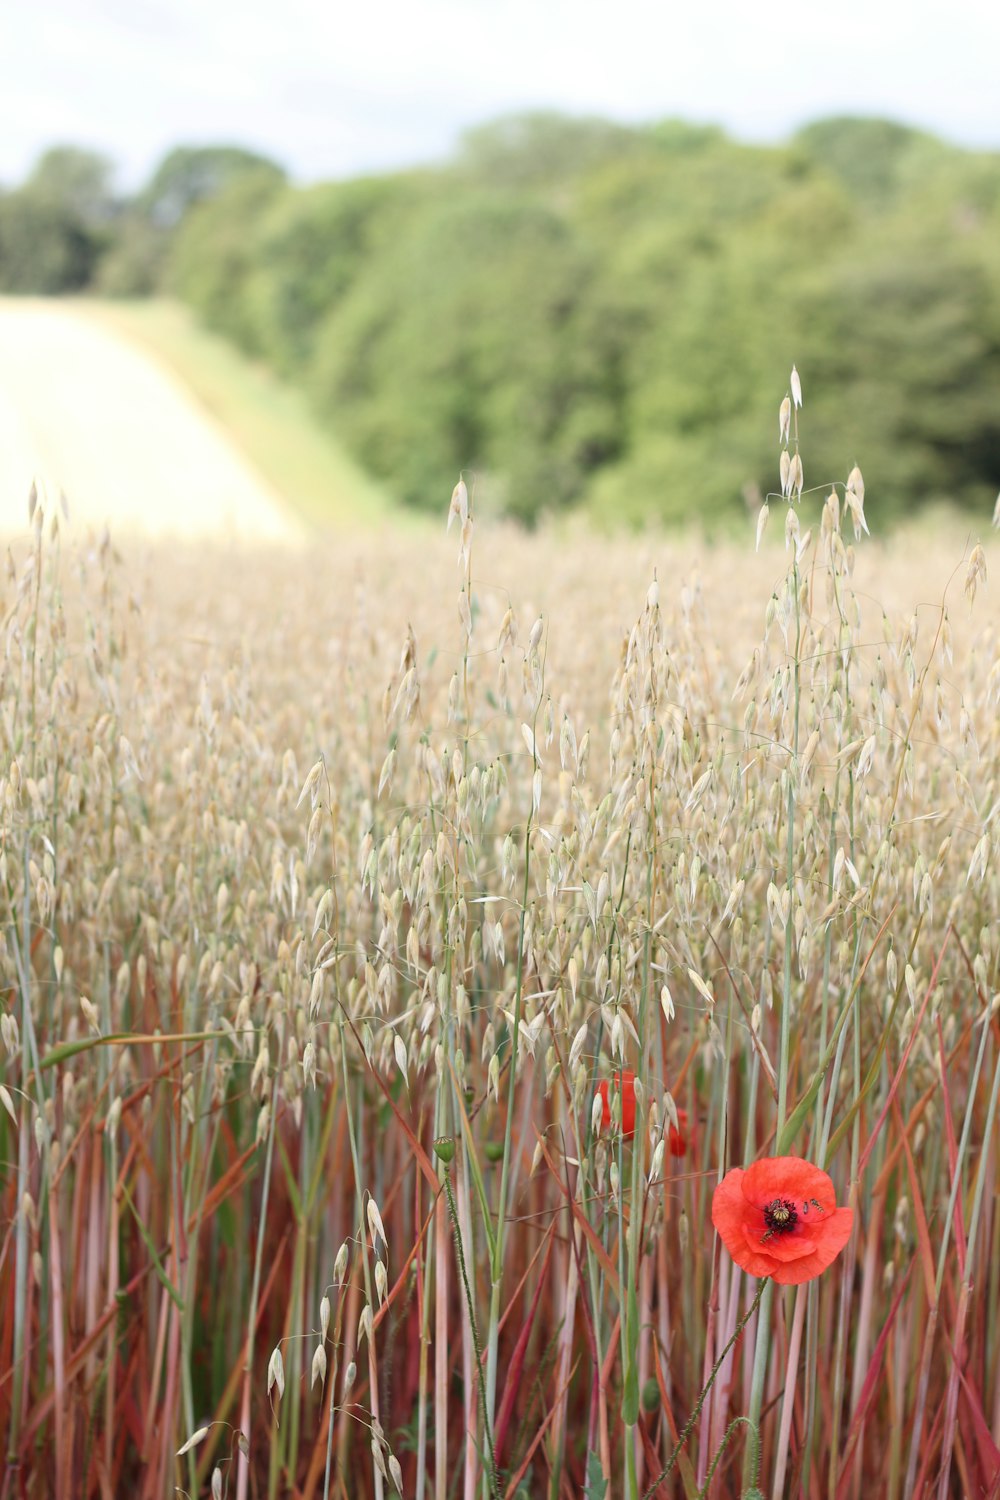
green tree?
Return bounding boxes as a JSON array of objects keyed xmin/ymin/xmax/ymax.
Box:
[
  {"xmin": 26, "ymin": 146, "xmax": 116, "ymax": 226},
  {"xmin": 249, "ymin": 176, "xmax": 406, "ymax": 374},
  {"xmin": 311, "ymin": 190, "xmax": 622, "ymax": 517},
  {"xmin": 457, "ymin": 112, "xmax": 641, "ymax": 190},
  {"xmin": 0, "ymin": 189, "xmax": 99, "ymax": 292},
  {"xmin": 155, "ymin": 111, "xmax": 1000, "ymax": 527},
  {"xmin": 140, "ymin": 146, "xmax": 285, "ymax": 228},
  {"xmin": 96, "ymin": 213, "xmax": 168, "ymax": 296},
  {"xmin": 793, "ymin": 117, "xmax": 955, "ymax": 209},
  {"xmin": 793, "ymin": 229, "xmax": 1000, "ymax": 516},
  {"xmin": 168, "ymin": 170, "xmax": 289, "ymax": 353}
]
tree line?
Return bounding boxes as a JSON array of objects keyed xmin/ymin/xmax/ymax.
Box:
[{"xmin": 2, "ymin": 117, "xmax": 999, "ymax": 526}]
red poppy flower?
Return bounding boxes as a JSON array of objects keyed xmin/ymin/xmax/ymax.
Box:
[
  {"xmin": 596, "ymin": 1070, "xmax": 689, "ymax": 1157},
  {"xmin": 597, "ymin": 1069, "xmax": 637, "ymax": 1138},
  {"xmin": 711, "ymin": 1156, "xmax": 853, "ymax": 1285},
  {"xmin": 667, "ymin": 1112, "xmax": 689, "ymax": 1158}
]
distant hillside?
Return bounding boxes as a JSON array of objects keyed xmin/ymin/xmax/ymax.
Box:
[{"xmin": 4, "ymin": 117, "xmax": 999, "ymax": 526}]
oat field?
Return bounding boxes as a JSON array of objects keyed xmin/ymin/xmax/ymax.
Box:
[{"xmin": 1, "ymin": 413, "xmax": 999, "ymax": 1499}]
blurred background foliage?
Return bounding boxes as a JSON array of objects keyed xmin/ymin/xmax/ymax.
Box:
[{"xmin": 2, "ymin": 114, "xmax": 999, "ymax": 526}]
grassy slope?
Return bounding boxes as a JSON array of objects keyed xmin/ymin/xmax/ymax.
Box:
[{"xmin": 74, "ymin": 297, "xmax": 391, "ymax": 529}]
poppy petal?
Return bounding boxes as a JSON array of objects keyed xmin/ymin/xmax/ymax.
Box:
[
  {"xmin": 711, "ymin": 1168, "xmax": 747, "ymax": 1242},
  {"xmin": 741, "ymin": 1224, "xmax": 816, "ymax": 1262},
  {"xmin": 742, "ymin": 1157, "xmax": 835, "ymax": 1212},
  {"xmin": 667, "ymin": 1107, "xmax": 689, "ymax": 1157},
  {"xmin": 767, "ymin": 1218, "xmax": 851, "ymax": 1290},
  {"xmin": 596, "ymin": 1071, "xmax": 637, "ymax": 1139},
  {"xmin": 740, "ymin": 1246, "xmax": 785, "ymax": 1278}
]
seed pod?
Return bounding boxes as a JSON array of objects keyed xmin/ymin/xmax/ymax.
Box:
[
  {"xmin": 267, "ymin": 1346, "xmax": 285, "ymax": 1401},
  {"xmin": 389, "ymin": 1453, "xmax": 403, "ymax": 1493},
  {"xmin": 755, "ymin": 502, "xmax": 770, "ymax": 552},
  {"xmin": 367, "ymin": 1197, "xmax": 387, "ymax": 1251},
  {"xmin": 334, "ymin": 1240, "xmax": 350, "ymax": 1283}
]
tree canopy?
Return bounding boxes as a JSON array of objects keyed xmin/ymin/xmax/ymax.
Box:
[
  {"xmin": 0, "ymin": 190, "xmax": 100, "ymax": 293},
  {"xmin": 4, "ymin": 115, "xmax": 999, "ymax": 527},
  {"xmin": 138, "ymin": 145, "xmax": 286, "ymax": 228},
  {"xmin": 25, "ymin": 147, "xmax": 117, "ymax": 226},
  {"xmin": 161, "ymin": 113, "xmax": 1000, "ymax": 524}
]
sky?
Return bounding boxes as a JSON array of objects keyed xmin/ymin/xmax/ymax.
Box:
[{"xmin": 1, "ymin": 0, "xmax": 998, "ymax": 191}]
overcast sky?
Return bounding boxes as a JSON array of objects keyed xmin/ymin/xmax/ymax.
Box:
[{"xmin": 2, "ymin": 0, "xmax": 997, "ymax": 190}]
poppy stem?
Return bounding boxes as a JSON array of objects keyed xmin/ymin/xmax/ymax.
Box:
[
  {"xmin": 640, "ymin": 1279, "xmax": 766, "ymax": 1500},
  {"xmin": 697, "ymin": 1415, "xmax": 761, "ymax": 1498}
]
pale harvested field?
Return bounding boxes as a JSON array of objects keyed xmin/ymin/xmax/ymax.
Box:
[{"xmin": 0, "ymin": 299, "xmax": 301, "ymax": 542}]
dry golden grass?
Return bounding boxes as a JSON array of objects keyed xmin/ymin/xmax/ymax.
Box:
[{"xmin": 1, "ymin": 476, "xmax": 998, "ymax": 1499}]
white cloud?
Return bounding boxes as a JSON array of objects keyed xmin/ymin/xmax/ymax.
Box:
[{"xmin": 1, "ymin": 0, "xmax": 996, "ymax": 189}]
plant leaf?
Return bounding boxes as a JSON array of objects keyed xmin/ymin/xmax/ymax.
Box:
[{"xmin": 585, "ymin": 1449, "xmax": 608, "ymax": 1500}]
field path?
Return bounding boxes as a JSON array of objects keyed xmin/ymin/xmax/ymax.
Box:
[{"xmin": 0, "ymin": 298, "xmax": 302, "ymax": 542}]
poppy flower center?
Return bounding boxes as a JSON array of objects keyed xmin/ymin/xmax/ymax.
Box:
[{"xmin": 762, "ymin": 1197, "xmax": 799, "ymax": 1240}]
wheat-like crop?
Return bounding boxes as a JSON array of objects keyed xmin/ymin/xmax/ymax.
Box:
[{"xmin": 1, "ymin": 393, "xmax": 998, "ymax": 1500}]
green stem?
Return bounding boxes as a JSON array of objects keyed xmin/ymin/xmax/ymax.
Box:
[
  {"xmin": 642, "ymin": 1280, "xmax": 766, "ymax": 1500},
  {"xmin": 777, "ymin": 556, "xmax": 802, "ymax": 1135},
  {"xmin": 237, "ymin": 1074, "xmax": 279, "ymax": 1500},
  {"xmin": 337, "ymin": 1024, "xmax": 384, "ymax": 1500},
  {"xmin": 698, "ymin": 1416, "xmax": 760, "ymax": 1498},
  {"xmin": 747, "ymin": 541, "xmax": 802, "ymax": 1481},
  {"xmin": 443, "ymin": 1172, "xmax": 502, "ymax": 1500},
  {"xmin": 484, "ymin": 712, "xmax": 539, "ymax": 1442}
]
